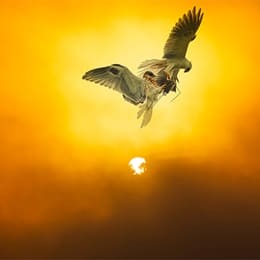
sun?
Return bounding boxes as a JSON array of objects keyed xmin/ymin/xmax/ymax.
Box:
[{"xmin": 128, "ymin": 157, "xmax": 146, "ymax": 175}]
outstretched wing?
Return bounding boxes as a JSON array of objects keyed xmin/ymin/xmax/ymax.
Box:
[
  {"xmin": 163, "ymin": 6, "xmax": 203, "ymax": 59},
  {"xmin": 82, "ymin": 64, "xmax": 146, "ymax": 104}
]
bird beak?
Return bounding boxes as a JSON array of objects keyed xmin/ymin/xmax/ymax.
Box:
[{"xmin": 184, "ymin": 68, "xmax": 191, "ymax": 73}]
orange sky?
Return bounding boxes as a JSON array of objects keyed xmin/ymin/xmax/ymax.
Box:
[{"xmin": 1, "ymin": 0, "xmax": 260, "ymax": 258}]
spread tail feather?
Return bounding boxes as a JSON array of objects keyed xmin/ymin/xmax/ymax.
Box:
[
  {"xmin": 137, "ymin": 102, "xmax": 154, "ymax": 128},
  {"xmin": 137, "ymin": 104, "xmax": 146, "ymax": 119},
  {"xmin": 140, "ymin": 107, "xmax": 153, "ymax": 128}
]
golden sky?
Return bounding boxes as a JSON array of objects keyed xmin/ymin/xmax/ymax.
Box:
[{"xmin": 1, "ymin": 0, "xmax": 260, "ymax": 257}]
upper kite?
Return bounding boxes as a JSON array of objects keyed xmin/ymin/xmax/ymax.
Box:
[{"xmin": 139, "ymin": 6, "xmax": 204, "ymax": 79}]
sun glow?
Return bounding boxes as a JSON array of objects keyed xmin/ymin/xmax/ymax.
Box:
[{"xmin": 129, "ymin": 157, "xmax": 146, "ymax": 175}]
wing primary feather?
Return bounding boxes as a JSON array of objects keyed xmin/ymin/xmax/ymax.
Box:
[
  {"xmin": 183, "ymin": 14, "xmax": 189, "ymax": 27},
  {"xmin": 82, "ymin": 66, "xmax": 108, "ymax": 80},
  {"xmin": 188, "ymin": 10, "xmax": 193, "ymax": 25},
  {"xmin": 192, "ymin": 7, "xmax": 197, "ymax": 25},
  {"xmin": 199, "ymin": 12, "xmax": 204, "ymax": 25},
  {"xmin": 197, "ymin": 8, "xmax": 202, "ymax": 26}
]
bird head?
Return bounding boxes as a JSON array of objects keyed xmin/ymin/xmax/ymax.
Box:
[{"xmin": 184, "ymin": 60, "xmax": 192, "ymax": 73}]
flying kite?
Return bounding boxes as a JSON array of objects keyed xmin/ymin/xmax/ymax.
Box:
[
  {"xmin": 82, "ymin": 7, "xmax": 203, "ymax": 127},
  {"xmin": 139, "ymin": 6, "xmax": 204, "ymax": 84}
]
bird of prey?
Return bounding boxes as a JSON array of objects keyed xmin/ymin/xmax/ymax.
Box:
[
  {"xmin": 139, "ymin": 6, "xmax": 203, "ymax": 89},
  {"xmin": 82, "ymin": 7, "xmax": 203, "ymax": 126},
  {"xmin": 82, "ymin": 64, "xmax": 174, "ymax": 127}
]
